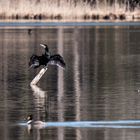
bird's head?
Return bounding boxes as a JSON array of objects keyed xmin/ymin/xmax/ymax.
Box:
[
  {"xmin": 27, "ymin": 114, "xmax": 33, "ymax": 124},
  {"xmin": 40, "ymin": 44, "xmax": 49, "ymax": 52}
]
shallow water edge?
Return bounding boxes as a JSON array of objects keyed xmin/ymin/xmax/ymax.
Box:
[{"xmin": 0, "ymin": 20, "xmax": 140, "ymax": 27}]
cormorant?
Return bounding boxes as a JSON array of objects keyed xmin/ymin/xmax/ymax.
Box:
[{"xmin": 29, "ymin": 44, "xmax": 66, "ymax": 69}]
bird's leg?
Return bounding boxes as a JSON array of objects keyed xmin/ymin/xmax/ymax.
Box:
[{"xmin": 30, "ymin": 66, "xmax": 48, "ymax": 85}]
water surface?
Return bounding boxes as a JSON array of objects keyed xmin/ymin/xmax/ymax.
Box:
[{"xmin": 0, "ymin": 23, "xmax": 140, "ymax": 140}]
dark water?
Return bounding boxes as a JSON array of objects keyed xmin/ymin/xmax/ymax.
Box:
[{"xmin": 0, "ymin": 23, "xmax": 140, "ymax": 140}]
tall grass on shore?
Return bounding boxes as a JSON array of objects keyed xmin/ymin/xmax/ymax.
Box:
[{"xmin": 0, "ymin": 0, "xmax": 139, "ymax": 20}]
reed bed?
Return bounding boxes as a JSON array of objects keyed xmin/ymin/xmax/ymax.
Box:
[{"xmin": 0, "ymin": 0, "xmax": 139, "ymax": 20}]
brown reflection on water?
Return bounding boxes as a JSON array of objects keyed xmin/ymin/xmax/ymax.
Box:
[{"xmin": 0, "ymin": 26, "xmax": 140, "ymax": 140}]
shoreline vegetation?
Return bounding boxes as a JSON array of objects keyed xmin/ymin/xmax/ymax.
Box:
[{"xmin": 0, "ymin": 1, "xmax": 140, "ymax": 21}]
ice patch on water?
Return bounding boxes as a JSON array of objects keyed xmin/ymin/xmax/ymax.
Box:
[{"xmin": 18, "ymin": 120, "xmax": 140, "ymax": 129}]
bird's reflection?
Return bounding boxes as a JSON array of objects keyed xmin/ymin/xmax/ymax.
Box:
[
  {"xmin": 28, "ymin": 84, "xmax": 47, "ymax": 136},
  {"xmin": 30, "ymin": 84, "xmax": 46, "ymax": 104}
]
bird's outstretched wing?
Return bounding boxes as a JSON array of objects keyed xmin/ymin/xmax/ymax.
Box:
[
  {"xmin": 29, "ymin": 55, "xmax": 40, "ymax": 69},
  {"xmin": 48, "ymin": 54, "xmax": 66, "ymax": 69}
]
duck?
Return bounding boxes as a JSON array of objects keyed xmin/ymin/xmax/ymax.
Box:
[
  {"xmin": 27, "ymin": 114, "xmax": 46, "ymax": 129},
  {"xmin": 29, "ymin": 44, "xmax": 66, "ymax": 69},
  {"xmin": 28, "ymin": 29, "xmax": 32, "ymax": 35}
]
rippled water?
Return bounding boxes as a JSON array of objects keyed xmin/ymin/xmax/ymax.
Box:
[{"xmin": 0, "ymin": 23, "xmax": 140, "ymax": 140}]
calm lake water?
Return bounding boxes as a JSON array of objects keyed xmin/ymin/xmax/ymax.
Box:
[{"xmin": 0, "ymin": 22, "xmax": 140, "ymax": 140}]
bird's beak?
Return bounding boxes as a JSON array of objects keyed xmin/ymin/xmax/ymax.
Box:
[{"xmin": 40, "ymin": 44, "xmax": 46, "ymax": 48}]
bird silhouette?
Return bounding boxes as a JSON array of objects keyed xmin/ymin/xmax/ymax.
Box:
[{"xmin": 29, "ymin": 44, "xmax": 66, "ymax": 69}]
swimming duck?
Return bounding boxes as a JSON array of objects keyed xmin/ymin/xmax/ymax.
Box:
[
  {"xmin": 29, "ymin": 44, "xmax": 66, "ymax": 69},
  {"xmin": 27, "ymin": 115, "xmax": 45, "ymax": 129}
]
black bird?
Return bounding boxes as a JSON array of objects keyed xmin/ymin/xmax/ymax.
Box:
[
  {"xmin": 28, "ymin": 29, "xmax": 32, "ymax": 35},
  {"xmin": 29, "ymin": 44, "xmax": 66, "ymax": 69}
]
